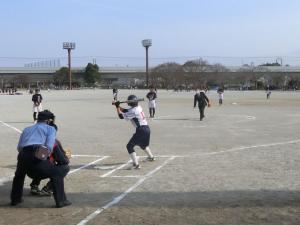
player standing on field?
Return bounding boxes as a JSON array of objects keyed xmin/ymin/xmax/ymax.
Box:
[
  {"xmin": 217, "ymin": 87, "xmax": 224, "ymax": 105},
  {"xmin": 112, "ymin": 88, "xmax": 118, "ymax": 101},
  {"xmin": 32, "ymin": 89, "xmax": 43, "ymax": 122},
  {"xmin": 146, "ymin": 87, "xmax": 157, "ymax": 118},
  {"xmin": 194, "ymin": 87, "xmax": 210, "ymax": 121},
  {"xmin": 113, "ymin": 95, "xmax": 155, "ymax": 169}
]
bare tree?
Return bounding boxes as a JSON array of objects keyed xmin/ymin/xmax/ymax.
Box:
[
  {"xmin": 208, "ymin": 63, "xmax": 230, "ymax": 86},
  {"xmin": 237, "ymin": 64, "xmax": 270, "ymax": 89},
  {"xmin": 182, "ymin": 58, "xmax": 210, "ymax": 88},
  {"xmin": 150, "ymin": 62, "xmax": 183, "ymax": 89}
]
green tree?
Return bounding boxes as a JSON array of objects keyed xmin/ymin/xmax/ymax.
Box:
[
  {"xmin": 84, "ymin": 63, "xmax": 101, "ymax": 85},
  {"xmin": 54, "ymin": 67, "xmax": 68, "ymax": 87}
]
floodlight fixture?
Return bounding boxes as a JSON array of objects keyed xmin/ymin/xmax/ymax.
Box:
[
  {"xmin": 142, "ymin": 39, "xmax": 152, "ymax": 48},
  {"xmin": 63, "ymin": 42, "xmax": 76, "ymax": 50},
  {"xmin": 141, "ymin": 39, "xmax": 152, "ymax": 87},
  {"xmin": 63, "ymin": 42, "xmax": 76, "ymax": 90}
]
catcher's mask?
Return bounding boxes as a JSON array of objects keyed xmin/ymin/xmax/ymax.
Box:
[
  {"xmin": 37, "ymin": 110, "xmax": 55, "ymax": 124},
  {"xmin": 127, "ymin": 95, "xmax": 138, "ymax": 107}
]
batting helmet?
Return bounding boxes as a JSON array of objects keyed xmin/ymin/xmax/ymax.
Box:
[{"xmin": 127, "ymin": 95, "xmax": 138, "ymax": 107}]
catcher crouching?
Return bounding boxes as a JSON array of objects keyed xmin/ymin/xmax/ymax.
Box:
[{"xmin": 30, "ymin": 122, "xmax": 71, "ymax": 197}]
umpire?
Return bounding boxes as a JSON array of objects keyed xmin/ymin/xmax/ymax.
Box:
[
  {"xmin": 10, "ymin": 110, "xmax": 71, "ymax": 208},
  {"xmin": 194, "ymin": 88, "xmax": 210, "ymax": 121}
]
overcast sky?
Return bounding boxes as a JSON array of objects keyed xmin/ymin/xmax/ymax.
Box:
[{"xmin": 1, "ymin": 0, "xmax": 300, "ymax": 66}]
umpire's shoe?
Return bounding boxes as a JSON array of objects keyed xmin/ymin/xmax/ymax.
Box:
[
  {"xmin": 11, "ymin": 199, "xmax": 23, "ymax": 206},
  {"xmin": 56, "ymin": 200, "xmax": 72, "ymax": 208}
]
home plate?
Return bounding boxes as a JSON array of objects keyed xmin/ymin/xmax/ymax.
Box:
[{"xmin": 94, "ymin": 166, "xmax": 116, "ymax": 170}]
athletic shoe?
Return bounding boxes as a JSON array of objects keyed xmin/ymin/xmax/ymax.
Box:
[
  {"xmin": 40, "ymin": 186, "xmax": 53, "ymax": 196},
  {"xmin": 133, "ymin": 163, "xmax": 141, "ymax": 169},
  {"xmin": 146, "ymin": 156, "xmax": 155, "ymax": 161},
  {"xmin": 30, "ymin": 185, "xmax": 40, "ymax": 195},
  {"xmin": 56, "ymin": 200, "xmax": 72, "ymax": 208},
  {"xmin": 11, "ymin": 199, "xmax": 23, "ymax": 206}
]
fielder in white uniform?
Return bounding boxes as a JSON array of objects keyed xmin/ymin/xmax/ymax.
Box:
[
  {"xmin": 32, "ymin": 89, "xmax": 43, "ymax": 121},
  {"xmin": 217, "ymin": 88, "xmax": 224, "ymax": 105},
  {"xmin": 146, "ymin": 87, "xmax": 157, "ymax": 118}
]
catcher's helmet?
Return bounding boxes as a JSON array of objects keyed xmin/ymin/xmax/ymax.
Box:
[
  {"xmin": 37, "ymin": 110, "xmax": 55, "ymax": 122},
  {"xmin": 127, "ymin": 95, "xmax": 138, "ymax": 107}
]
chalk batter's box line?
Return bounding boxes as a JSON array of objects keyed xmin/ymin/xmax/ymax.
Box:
[
  {"xmin": 77, "ymin": 156, "xmax": 176, "ymax": 225},
  {"xmin": 0, "ymin": 121, "xmax": 22, "ymax": 133},
  {"xmin": 72, "ymin": 154, "xmax": 108, "ymax": 158},
  {"xmin": 100, "ymin": 155, "xmax": 180, "ymax": 178}
]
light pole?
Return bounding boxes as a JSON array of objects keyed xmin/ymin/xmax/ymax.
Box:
[
  {"xmin": 63, "ymin": 42, "xmax": 76, "ymax": 90},
  {"xmin": 142, "ymin": 39, "xmax": 152, "ymax": 87}
]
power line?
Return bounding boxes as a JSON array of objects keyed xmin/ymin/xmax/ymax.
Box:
[{"xmin": 1, "ymin": 55, "xmax": 300, "ymax": 60}]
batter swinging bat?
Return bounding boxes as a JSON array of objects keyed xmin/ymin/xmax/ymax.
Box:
[{"xmin": 112, "ymin": 98, "xmax": 144, "ymax": 105}]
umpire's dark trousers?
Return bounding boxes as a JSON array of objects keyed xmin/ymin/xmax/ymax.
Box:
[
  {"xmin": 11, "ymin": 146, "xmax": 68, "ymax": 206},
  {"xmin": 198, "ymin": 105, "xmax": 206, "ymax": 120}
]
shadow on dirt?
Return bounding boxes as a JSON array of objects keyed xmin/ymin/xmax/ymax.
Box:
[{"xmin": 1, "ymin": 178, "xmax": 300, "ymax": 209}]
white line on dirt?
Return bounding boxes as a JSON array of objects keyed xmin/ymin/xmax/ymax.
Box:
[
  {"xmin": 77, "ymin": 156, "xmax": 176, "ymax": 225},
  {"xmin": 100, "ymin": 160, "xmax": 132, "ymax": 178},
  {"xmin": 0, "ymin": 176, "xmax": 14, "ymax": 185},
  {"xmin": 100, "ymin": 155, "xmax": 181, "ymax": 178},
  {"xmin": 72, "ymin": 154, "xmax": 106, "ymax": 158},
  {"xmin": 110, "ymin": 175, "xmax": 142, "ymax": 178},
  {"xmin": 197, "ymin": 139, "xmax": 300, "ymax": 157},
  {"xmin": 139, "ymin": 155, "xmax": 182, "ymax": 158},
  {"xmin": 69, "ymin": 156, "xmax": 109, "ymax": 175},
  {"xmin": 0, "ymin": 121, "xmax": 22, "ymax": 133},
  {"xmin": 73, "ymin": 154, "xmax": 180, "ymax": 159}
]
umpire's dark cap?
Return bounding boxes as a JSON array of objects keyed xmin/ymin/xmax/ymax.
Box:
[{"xmin": 37, "ymin": 110, "xmax": 55, "ymax": 122}]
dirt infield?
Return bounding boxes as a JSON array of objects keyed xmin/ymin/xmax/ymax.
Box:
[{"xmin": 1, "ymin": 89, "xmax": 300, "ymax": 225}]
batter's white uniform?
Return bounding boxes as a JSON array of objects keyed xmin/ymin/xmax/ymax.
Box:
[{"xmin": 122, "ymin": 106, "xmax": 148, "ymax": 128}]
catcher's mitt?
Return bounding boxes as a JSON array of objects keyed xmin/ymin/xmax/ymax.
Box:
[{"xmin": 64, "ymin": 148, "xmax": 72, "ymax": 159}]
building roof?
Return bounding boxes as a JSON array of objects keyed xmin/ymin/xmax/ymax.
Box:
[
  {"xmin": 1, "ymin": 65, "xmax": 300, "ymax": 74},
  {"xmin": 0, "ymin": 66, "xmax": 146, "ymax": 74}
]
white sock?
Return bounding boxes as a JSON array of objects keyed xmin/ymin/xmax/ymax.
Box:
[
  {"xmin": 144, "ymin": 147, "xmax": 154, "ymax": 158},
  {"xmin": 130, "ymin": 152, "xmax": 139, "ymax": 165}
]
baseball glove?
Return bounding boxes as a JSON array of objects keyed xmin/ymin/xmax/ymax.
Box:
[{"xmin": 64, "ymin": 148, "xmax": 72, "ymax": 159}]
